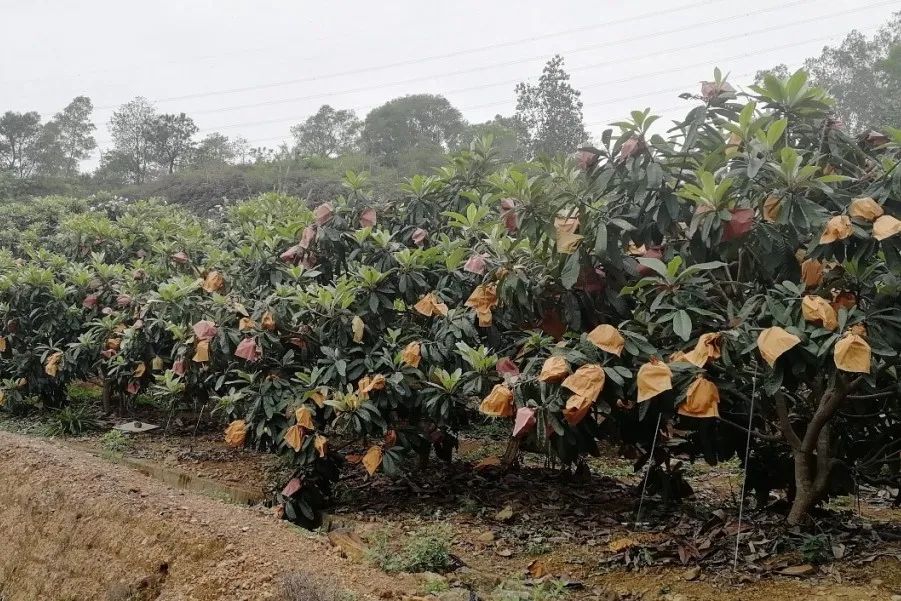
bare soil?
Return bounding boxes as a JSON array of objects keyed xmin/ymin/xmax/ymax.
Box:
[
  {"xmin": 1, "ymin": 426, "xmax": 899, "ymax": 601},
  {"xmin": 0, "ymin": 431, "xmax": 417, "ymax": 601}
]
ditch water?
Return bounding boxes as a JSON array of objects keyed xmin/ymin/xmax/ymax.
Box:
[{"xmin": 67, "ymin": 441, "xmax": 266, "ymax": 506}]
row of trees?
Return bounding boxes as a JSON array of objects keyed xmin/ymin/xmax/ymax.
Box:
[
  {"xmin": 0, "ymin": 97, "xmax": 96, "ymax": 178},
  {"xmin": 99, "ymin": 98, "xmax": 251, "ymax": 184},
  {"xmin": 4, "ymin": 12, "xmax": 900, "ymax": 187},
  {"xmin": 1, "ymin": 67, "xmax": 899, "ymax": 527},
  {"xmin": 291, "ymin": 55, "xmax": 587, "ymax": 166},
  {"xmin": 2, "ymin": 56, "xmax": 590, "ymax": 186}
]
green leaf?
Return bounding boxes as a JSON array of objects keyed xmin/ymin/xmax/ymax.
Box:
[
  {"xmin": 666, "ymin": 256, "xmax": 683, "ymax": 277},
  {"xmin": 766, "ymin": 119, "xmax": 788, "ymax": 148},
  {"xmin": 672, "ymin": 310, "xmax": 692, "ymax": 341},
  {"xmin": 635, "ymin": 257, "xmax": 669, "ymax": 279},
  {"xmin": 561, "ymin": 251, "xmax": 581, "ymax": 290}
]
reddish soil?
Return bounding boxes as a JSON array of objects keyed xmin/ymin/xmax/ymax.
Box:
[
  {"xmin": 0, "ymin": 431, "xmax": 418, "ymax": 601},
  {"xmin": 1, "ymin": 426, "xmax": 899, "ymax": 601}
]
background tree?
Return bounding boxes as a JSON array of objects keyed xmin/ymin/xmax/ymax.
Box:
[
  {"xmin": 754, "ymin": 64, "xmax": 790, "ymax": 83},
  {"xmin": 361, "ymin": 94, "xmax": 465, "ymax": 167},
  {"xmin": 0, "ymin": 111, "xmax": 44, "ymax": 177},
  {"xmin": 514, "ymin": 55, "xmax": 588, "ymax": 157},
  {"xmin": 759, "ymin": 12, "xmax": 901, "ymax": 131},
  {"xmin": 291, "ymin": 105, "xmax": 361, "ymax": 157},
  {"xmin": 464, "ymin": 115, "xmax": 526, "ymax": 162},
  {"xmin": 106, "ymin": 97, "xmax": 157, "ymax": 184},
  {"xmin": 232, "ymin": 136, "xmax": 249, "ymax": 165},
  {"xmin": 190, "ymin": 132, "xmax": 235, "ymax": 169},
  {"xmin": 147, "ymin": 113, "xmax": 198, "ymax": 174},
  {"xmin": 50, "ymin": 96, "xmax": 96, "ymax": 177}
]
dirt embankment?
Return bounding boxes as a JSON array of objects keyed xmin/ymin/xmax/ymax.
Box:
[{"xmin": 0, "ymin": 431, "xmax": 415, "ymax": 601}]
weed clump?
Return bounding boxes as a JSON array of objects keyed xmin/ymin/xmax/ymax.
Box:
[{"xmin": 367, "ymin": 525, "xmax": 453, "ymax": 573}]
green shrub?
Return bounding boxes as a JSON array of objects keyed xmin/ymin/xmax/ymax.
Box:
[
  {"xmin": 367, "ymin": 526, "xmax": 453, "ymax": 574},
  {"xmin": 100, "ymin": 429, "xmax": 131, "ymax": 454},
  {"xmin": 402, "ymin": 526, "xmax": 454, "ymax": 573},
  {"xmin": 47, "ymin": 405, "xmax": 99, "ymax": 436}
]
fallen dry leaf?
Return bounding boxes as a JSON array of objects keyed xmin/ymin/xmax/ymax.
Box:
[
  {"xmin": 778, "ymin": 564, "xmax": 816, "ymax": 577},
  {"xmin": 474, "ymin": 456, "xmax": 502, "ymax": 470},
  {"xmin": 495, "ymin": 505, "xmax": 515, "ymax": 522},
  {"xmin": 608, "ymin": 537, "xmax": 639, "ymax": 553},
  {"xmin": 327, "ymin": 530, "xmax": 367, "ymax": 560},
  {"xmin": 527, "ymin": 559, "xmax": 548, "ymax": 578}
]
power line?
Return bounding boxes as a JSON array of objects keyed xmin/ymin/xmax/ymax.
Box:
[
  {"xmin": 88, "ymin": 22, "xmax": 864, "ymax": 149},
  {"xmin": 94, "ymin": 0, "xmax": 819, "ymax": 110},
  {"xmin": 115, "ymin": 0, "xmax": 812, "ymax": 119},
  {"xmin": 165, "ymin": 20, "xmax": 886, "ymax": 138},
  {"xmin": 90, "ymin": 9, "xmax": 889, "ymax": 149},
  {"xmin": 88, "ymin": 0, "xmax": 891, "ymax": 147}
]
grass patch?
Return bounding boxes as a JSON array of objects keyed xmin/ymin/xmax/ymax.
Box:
[
  {"xmin": 367, "ymin": 525, "xmax": 453, "ymax": 574},
  {"xmin": 67, "ymin": 381, "xmax": 103, "ymax": 405},
  {"xmin": 590, "ymin": 456, "xmax": 634, "ymax": 479},
  {"xmin": 46, "ymin": 404, "xmax": 100, "ymax": 436},
  {"xmin": 490, "ymin": 579, "xmax": 568, "ymax": 601},
  {"xmin": 423, "ymin": 577, "xmax": 450, "ymax": 594},
  {"xmin": 100, "ymin": 429, "xmax": 131, "ymax": 455},
  {"xmin": 277, "ymin": 573, "xmax": 358, "ymax": 601}
]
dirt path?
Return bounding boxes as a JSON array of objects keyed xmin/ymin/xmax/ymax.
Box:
[
  {"xmin": 0, "ymin": 431, "xmax": 417, "ymax": 601},
  {"xmin": 1, "ymin": 430, "xmax": 899, "ymax": 601}
]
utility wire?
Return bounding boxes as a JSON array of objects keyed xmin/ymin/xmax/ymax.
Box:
[
  {"xmin": 166, "ymin": 23, "xmax": 877, "ymax": 137},
  {"xmin": 89, "ymin": 0, "xmax": 889, "ymax": 151},
  {"xmin": 28, "ymin": 0, "xmax": 724, "ymax": 90},
  {"xmin": 90, "ymin": 11, "xmax": 889, "ymax": 147},
  {"xmin": 129, "ymin": 0, "xmax": 821, "ymax": 119},
  {"xmin": 93, "ymin": 0, "xmax": 822, "ymax": 110}
]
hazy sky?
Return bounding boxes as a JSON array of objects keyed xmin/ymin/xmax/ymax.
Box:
[{"xmin": 1, "ymin": 0, "xmax": 898, "ymax": 167}]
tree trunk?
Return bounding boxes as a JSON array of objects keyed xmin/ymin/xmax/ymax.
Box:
[
  {"xmin": 501, "ymin": 436, "xmax": 520, "ymax": 470},
  {"xmin": 787, "ymin": 422, "xmax": 834, "ymax": 525},
  {"xmin": 101, "ymin": 379, "xmax": 114, "ymax": 414},
  {"xmin": 788, "ymin": 451, "xmax": 817, "ymax": 525}
]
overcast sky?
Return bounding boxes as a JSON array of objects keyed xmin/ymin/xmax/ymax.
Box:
[{"xmin": 1, "ymin": 0, "xmax": 898, "ymax": 167}]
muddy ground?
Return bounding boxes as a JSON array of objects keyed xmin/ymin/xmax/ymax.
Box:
[{"xmin": 0, "ymin": 422, "xmax": 899, "ymax": 601}]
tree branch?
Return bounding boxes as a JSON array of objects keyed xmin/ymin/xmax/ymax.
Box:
[
  {"xmin": 800, "ymin": 375, "xmax": 864, "ymax": 454},
  {"xmin": 717, "ymin": 415, "xmax": 783, "ymax": 442},
  {"xmin": 774, "ymin": 391, "xmax": 801, "ymax": 450}
]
